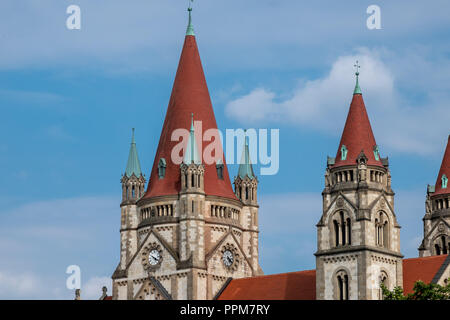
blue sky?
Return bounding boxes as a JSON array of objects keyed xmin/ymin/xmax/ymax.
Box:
[{"xmin": 0, "ymin": 0, "xmax": 449, "ymax": 299}]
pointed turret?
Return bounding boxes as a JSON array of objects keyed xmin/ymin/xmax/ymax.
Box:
[
  {"xmin": 183, "ymin": 114, "xmax": 201, "ymax": 165},
  {"xmin": 121, "ymin": 129, "xmax": 146, "ymax": 203},
  {"xmin": 238, "ymin": 134, "xmax": 256, "ymax": 180},
  {"xmin": 234, "ymin": 132, "xmax": 258, "ymax": 205},
  {"xmin": 332, "ymin": 68, "xmax": 383, "ymax": 168},
  {"xmin": 419, "ymin": 135, "xmax": 450, "ymax": 257},
  {"xmin": 125, "ymin": 128, "xmax": 142, "ymax": 178},
  {"xmin": 431, "ymin": 135, "xmax": 450, "ymax": 196},
  {"xmin": 143, "ymin": 7, "xmax": 236, "ymax": 200}
]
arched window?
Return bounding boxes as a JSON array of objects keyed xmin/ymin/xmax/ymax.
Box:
[
  {"xmin": 379, "ymin": 272, "xmax": 388, "ymax": 300},
  {"xmin": 435, "ymin": 244, "xmax": 441, "ymax": 255},
  {"xmin": 375, "ymin": 212, "xmax": 389, "ymax": 248},
  {"xmin": 334, "ymin": 220, "xmax": 340, "ymax": 246},
  {"xmin": 132, "ymin": 186, "xmax": 135, "ymax": 198},
  {"xmin": 442, "ymin": 236, "xmax": 448, "ymax": 255},
  {"xmin": 340, "ymin": 211, "xmax": 346, "ymax": 245},
  {"xmin": 191, "ymin": 173, "xmax": 195, "ymax": 188},
  {"xmin": 336, "ymin": 270, "xmax": 349, "ymax": 300},
  {"xmin": 347, "ymin": 218, "xmax": 352, "ymax": 245},
  {"xmin": 126, "ymin": 186, "xmax": 129, "ymax": 200}
]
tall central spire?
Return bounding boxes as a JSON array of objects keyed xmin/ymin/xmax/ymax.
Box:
[
  {"xmin": 143, "ymin": 7, "xmax": 237, "ymax": 200},
  {"xmin": 332, "ymin": 67, "xmax": 383, "ymax": 168}
]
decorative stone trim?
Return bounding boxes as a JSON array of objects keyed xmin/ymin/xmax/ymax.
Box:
[
  {"xmin": 323, "ymin": 254, "xmax": 358, "ymax": 264},
  {"xmin": 370, "ymin": 254, "xmax": 398, "ymax": 265}
]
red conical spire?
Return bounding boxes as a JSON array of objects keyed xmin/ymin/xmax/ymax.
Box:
[
  {"xmin": 432, "ymin": 136, "xmax": 450, "ymax": 196},
  {"xmin": 333, "ymin": 91, "xmax": 383, "ymax": 168},
  {"xmin": 143, "ymin": 31, "xmax": 237, "ymax": 200}
]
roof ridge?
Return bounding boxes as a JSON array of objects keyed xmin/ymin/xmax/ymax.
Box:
[{"xmin": 231, "ymin": 269, "xmax": 316, "ymax": 282}]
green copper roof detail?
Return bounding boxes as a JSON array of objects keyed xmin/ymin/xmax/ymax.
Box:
[
  {"xmin": 373, "ymin": 145, "xmax": 380, "ymax": 161},
  {"xmin": 341, "ymin": 145, "xmax": 348, "ymax": 161},
  {"xmin": 186, "ymin": 6, "xmax": 195, "ymax": 36},
  {"xmin": 238, "ymin": 133, "xmax": 256, "ymax": 179},
  {"xmin": 183, "ymin": 113, "xmax": 201, "ymax": 165},
  {"xmin": 353, "ymin": 60, "xmax": 362, "ymax": 94},
  {"xmin": 125, "ymin": 128, "xmax": 143, "ymax": 178},
  {"xmin": 442, "ymin": 174, "xmax": 448, "ymax": 189}
]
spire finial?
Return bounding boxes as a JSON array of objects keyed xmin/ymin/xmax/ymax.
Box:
[
  {"xmin": 353, "ymin": 60, "xmax": 362, "ymax": 94},
  {"xmin": 186, "ymin": 0, "xmax": 195, "ymax": 36},
  {"xmin": 131, "ymin": 128, "xmax": 135, "ymax": 144}
]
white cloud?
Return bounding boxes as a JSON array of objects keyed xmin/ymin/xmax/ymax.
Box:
[
  {"xmin": 0, "ymin": 271, "xmax": 41, "ymax": 299},
  {"xmin": 0, "ymin": 196, "xmax": 118, "ymax": 299},
  {"xmin": 225, "ymin": 48, "xmax": 450, "ymax": 156}
]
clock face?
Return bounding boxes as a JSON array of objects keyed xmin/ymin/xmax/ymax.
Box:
[
  {"xmin": 222, "ymin": 250, "xmax": 234, "ymax": 267},
  {"xmin": 148, "ymin": 249, "xmax": 161, "ymax": 266}
]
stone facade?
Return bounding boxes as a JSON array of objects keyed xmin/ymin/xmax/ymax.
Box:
[
  {"xmin": 112, "ymin": 147, "xmax": 261, "ymax": 300},
  {"xmin": 316, "ymin": 154, "xmax": 403, "ymax": 300},
  {"xmin": 419, "ymin": 187, "xmax": 450, "ymax": 257}
]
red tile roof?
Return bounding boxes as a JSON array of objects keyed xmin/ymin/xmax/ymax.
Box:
[
  {"xmin": 402, "ymin": 254, "xmax": 448, "ymax": 294},
  {"xmin": 218, "ymin": 270, "xmax": 316, "ymax": 300},
  {"xmin": 143, "ymin": 35, "xmax": 237, "ymax": 201},
  {"xmin": 431, "ymin": 136, "xmax": 450, "ymax": 196},
  {"xmin": 333, "ymin": 93, "xmax": 383, "ymax": 168}
]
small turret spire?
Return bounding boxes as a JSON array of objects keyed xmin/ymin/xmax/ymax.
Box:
[
  {"xmin": 238, "ymin": 130, "xmax": 256, "ymax": 179},
  {"xmin": 186, "ymin": 1, "xmax": 195, "ymax": 36},
  {"xmin": 125, "ymin": 128, "xmax": 143, "ymax": 177},
  {"xmin": 183, "ymin": 113, "xmax": 201, "ymax": 165},
  {"xmin": 353, "ymin": 60, "xmax": 362, "ymax": 95}
]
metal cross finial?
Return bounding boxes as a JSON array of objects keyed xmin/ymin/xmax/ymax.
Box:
[
  {"xmin": 188, "ymin": 0, "xmax": 194, "ymax": 10},
  {"xmin": 354, "ymin": 60, "xmax": 361, "ymax": 76}
]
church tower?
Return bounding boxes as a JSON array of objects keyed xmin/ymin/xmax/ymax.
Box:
[
  {"xmin": 419, "ymin": 135, "xmax": 450, "ymax": 256},
  {"xmin": 111, "ymin": 7, "xmax": 262, "ymax": 300},
  {"xmin": 315, "ymin": 66, "xmax": 403, "ymax": 300},
  {"xmin": 234, "ymin": 133, "xmax": 260, "ymax": 272},
  {"xmin": 118, "ymin": 129, "xmax": 146, "ymax": 271}
]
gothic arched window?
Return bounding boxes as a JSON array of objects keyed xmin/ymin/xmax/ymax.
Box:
[
  {"xmin": 333, "ymin": 211, "xmax": 351, "ymax": 247},
  {"xmin": 346, "ymin": 218, "xmax": 352, "ymax": 245},
  {"xmin": 441, "ymin": 236, "xmax": 448, "ymax": 255},
  {"xmin": 375, "ymin": 212, "xmax": 389, "ymax": 248},
  {"xmin": 435, "ymin": 244, "xmax": 441, "ymax": 255},
  {"xmin": 340, "ymin": 211, "xmax": 346, "ymax": 245},
  {"xmin": 379, "ymin": 272, "xmax": 389, "ymax": 300},
  {"xmin": 334, "ymin": 220, "xmax": 340, "ymax": 246},
  {"xmin": 336, "ymin": 270, "xmax": 349, "ymax": 300}
]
